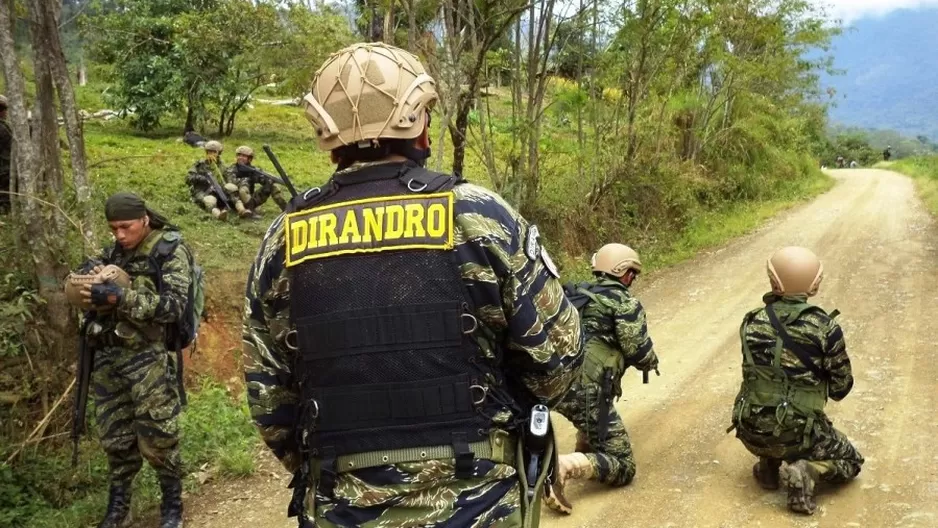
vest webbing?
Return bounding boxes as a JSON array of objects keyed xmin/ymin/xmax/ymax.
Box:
[
  {"xmin": 578, "ymin": 287, "xmax": 627, "ymax": 388},
  {"xmin": 733, "ymin": 301, "xmax": 831, "ymax": 449}
]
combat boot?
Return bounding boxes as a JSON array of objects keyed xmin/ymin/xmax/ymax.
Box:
[
  {"xmin": 544, "ymin": 452, "xmax": 594, "ymax": 515},
  {"xmin": 211, "ymin": 208, "xmax": 228, "ymax": 221},
  {"xmin": 234, "ymin": 200, "xmax": 254, "ymax": 219},
  {"xmin": 753, "ymin": 457, "xmax": 782, "ymax": 490},
  {"xmin": 780, "ymin": 460, "xmax": 820, "ymax": 515},
  {"xmin": 158, "ymin": 476, "xmax": 184, "ymax": 528},
  {"xmin": 97, "ymin": 484, "xmax": 132, "ymax": 528}
]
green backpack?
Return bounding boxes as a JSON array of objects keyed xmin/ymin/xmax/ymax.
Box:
[{"xmin": 149, "ymin": 231, "xmax": 205, "ymax": 404}]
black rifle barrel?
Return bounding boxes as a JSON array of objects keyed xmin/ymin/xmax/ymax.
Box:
[{"xmin": 262, "ymin": 145, "xmax": 298, "ymax": 198}]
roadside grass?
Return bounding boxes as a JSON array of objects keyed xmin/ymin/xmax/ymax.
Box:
[
  {"xmin": 885, "ymin": 156, "xmax": 938, "ymax": 215},
  {"xmin": 1, "ymin": 379, "xmax": 257, "ymax": 528}
]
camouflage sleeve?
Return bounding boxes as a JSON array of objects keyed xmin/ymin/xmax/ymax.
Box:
[
  {"xmin": 454, "ymin": 185, "xmax": 582, "ymax": 408},
  {"xmin": 118, "ymin": 244, "xmax": 191, "ymax": 324},
  {"xmin": 242, "ymin": 216, "xmax": 302, "ymax": 473},
  {"xmin": 822, "ymin": 319, "xmax": 853, "ymax": 401},
  {"xmin": 186, "ymin": 163, "xmax": 207, "ymax": 186},
  {"xmin": 613, "ymin": 294, "xmax": 658, "ymax": 370}
]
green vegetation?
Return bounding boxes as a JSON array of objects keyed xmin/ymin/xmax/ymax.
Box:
[
  {"xmin": 0, "ymin": 0, "xmax": 849, "ymax": 523},
  {"xmin": 0, "ymin": 380, "xmax": 257, "ymax": 528},
  {"xmin": 888, "ymin": 156, "xmax": 938, "ymax": 215}
]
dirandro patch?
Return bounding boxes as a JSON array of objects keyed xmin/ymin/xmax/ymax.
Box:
[{"xmin": 285, "ymin": 193, "xmax": 455, "ymax": 266}]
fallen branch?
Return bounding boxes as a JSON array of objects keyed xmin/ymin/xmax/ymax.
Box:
[{"xmin": 4, "ymin": 378, "xmax": 76, "ymax": 465}]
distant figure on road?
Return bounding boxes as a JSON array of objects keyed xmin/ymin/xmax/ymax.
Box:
[
  {"xmin": 728, "ymin": 247, "xmax": 863, "ymax": 516},
  {"xmin": 835, "ymin": 156, "xmax": 845, "ymax": 168},
  {"xmin": 883, "ymin": 145, "xmax": 892, "ymax": 161}
]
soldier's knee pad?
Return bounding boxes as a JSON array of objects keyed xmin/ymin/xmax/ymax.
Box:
[
  {"xmin": 224, "ymin": 182, "xmax": 239, "ymax": 193},
  {"xmin": 202, "ymin": 195, "xmax": 218, "ymax": 209}
]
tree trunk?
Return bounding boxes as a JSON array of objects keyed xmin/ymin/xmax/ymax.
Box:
[
  {"xmin": 383, "ymin": 3, "xmax": 392, "ymax": 44},
  {"xmin": 184, "ymin": 105, "xmax": 196, "ymax": 134},
  {"xmin": 451, "ymin": 92, "xmax": 472, "ymax": 177},
  {"xmin": 78, "ymin": 57, "xmax": 87, "ymax": 86},
  {"xmin": 406, "ymin": 0, "xmax": 416, "ymax": 49},
  {"xmin": 36, "ymin": 0, "xmax": 94, "ymax": 248},
  {"xmin": 1, "ymin": 0, "xmax": 73, "ymax": 363}
]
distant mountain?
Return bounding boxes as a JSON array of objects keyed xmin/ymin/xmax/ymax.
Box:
[{"xmin": 822, "ymin": 8, "xmax": 938, "ymax": 140}]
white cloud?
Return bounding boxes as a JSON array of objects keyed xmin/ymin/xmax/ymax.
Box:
[{"xmin": 820, "ymin": 0, "xmax": 938, "ymax": 22}]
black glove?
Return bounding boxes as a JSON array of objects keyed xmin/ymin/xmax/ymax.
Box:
[
  {"xmin": 77, "ymin": 259, "xmax": 103, "ymax": 274},
  {"xmin": 89, "ymin": 282, "xmax": 123, "ymax": 307}
]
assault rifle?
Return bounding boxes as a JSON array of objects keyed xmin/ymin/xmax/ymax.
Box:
[
  {"xmin": 234, "ymin": 163, "xmax": 286, "ymax": 187},
  {"xmin": 71, "ymin": 315, "xmax": 95, "ymax": 466},
  {"xmin": 204, "ymin": 171, "xmax": 233, "ymax": 210},
  {"xmin": 262, "ymin": 145, "xmax": 299, "ymax": 198}
]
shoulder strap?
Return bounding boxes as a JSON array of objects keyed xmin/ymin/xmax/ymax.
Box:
[
  {"xmin": 764, "ymin": 304, "xmax": 828, "ymax": 381},
  {"xmin": 398, "ymin": 164, "xmax": 461, "ymax": 193},
  {"xmin": 739, "ymin": 309, "xmax": 760, "ymax": 366}
]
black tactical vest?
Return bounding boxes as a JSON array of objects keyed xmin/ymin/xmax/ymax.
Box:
[{"xmin": 287, "ymin": 162, "xmax": 510, "ymax": 483}]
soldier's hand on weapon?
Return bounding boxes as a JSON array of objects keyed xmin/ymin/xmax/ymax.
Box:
[{"xmin": 83, "ymin": 281, "xmax": 124, "ymax": 308}]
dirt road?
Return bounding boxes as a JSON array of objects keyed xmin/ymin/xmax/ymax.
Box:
[{"xmin": 180, "ymin": 169, "xmax": 938, "ymax": 527}]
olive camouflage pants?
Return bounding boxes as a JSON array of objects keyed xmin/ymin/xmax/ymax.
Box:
[
  {"xmin": 92, "ymin": 343, "xmax": 182, "ymax": 487},
  {"xmin": 738, "ymin": 411, "xmax": 864, "ymax": 483},
  {"xmin": 554, "ymin": 382, "xmax": 636, "ymax": 486}
]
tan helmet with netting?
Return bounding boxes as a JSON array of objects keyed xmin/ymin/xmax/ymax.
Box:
[{"xmin": 302, "ymin": 42, "xmax": 438, "ymax": 151}]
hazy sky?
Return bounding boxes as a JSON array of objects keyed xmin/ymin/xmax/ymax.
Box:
[{"xmin": 823, "ymin": 0, "xmax": 938, "ymax": 21}]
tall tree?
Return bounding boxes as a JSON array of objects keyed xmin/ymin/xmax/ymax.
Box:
[{"xmin": 0, "ymin": 0, "xmax": 91, "ymax": 363}]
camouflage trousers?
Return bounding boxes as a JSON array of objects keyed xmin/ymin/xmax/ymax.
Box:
[
  {"xmin": 92, "ymin": 343, "xmax": 182, "ymax": 487},
  {"xmin": 191, "ymin": 189, "xmax": 238, "ymax": 211},
  {"xmin": 307, "ymin": 459, "xmax": 526, "ymax": 527},
  {"xmin": 241, "ymin": 180, "xmax": 286, "ymax": 211},
  {"xmin": 554, "ymin": 382, "xmax": 636, "ymax": 486},
  {"xmin": 737, "ymin": 411, "xmax": 864, "ymax": 483}
]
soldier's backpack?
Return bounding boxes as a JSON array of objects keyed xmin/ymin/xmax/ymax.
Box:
[
  {"xmin": 149, "ymin": 231, "xmax": 205, "ymax": 405},
  {"xmin": 149, "ymin": 231, "xmax": 205, "ymax": 352},
  {"xmin": 562, "ymin": 281, "xmax": 617, "ymax": 314}
]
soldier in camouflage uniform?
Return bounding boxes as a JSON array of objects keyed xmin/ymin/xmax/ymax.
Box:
[
  {"xmin": 186, "ymin": 140, "xmax": 253, "ymax": 220},
  {"xmin": 74, "ymin": 192, "xmax": 190, "ymax": 528},
  {"xmin": 243, "ymin": 42, "xmax": 583, "ymax": 528},
  {"xmin": 223, "ymin": 145, "xmax": 287, "ymax": 213},
  {"xmin": 729, "ymin": 246, "xmax": 863, "ymax": 515},
  {"xmin": 545, "ymin": 243, "xmax": 659, "ymax": 515},
  {"xmin": 0, "ymin": 94, "xmax": 11, "ymax": 213}
]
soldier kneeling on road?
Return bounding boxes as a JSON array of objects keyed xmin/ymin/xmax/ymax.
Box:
[
  {"xmin": 224, "ymin": 145, "xmax": 287, "ymax": 213},
  {"xmin": 545, "ymin": 243, "xmax": 660, "ymax": 515},
  {"xmin": 728, "ymin": 246, "xmax": 864, "ymax": 515},
  {"xmin": 186, "ymin": 140, "xmax": 254, "ymax": 220}
]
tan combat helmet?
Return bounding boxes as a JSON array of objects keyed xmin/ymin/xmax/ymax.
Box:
[
  {"xmin": 767, "ymin": 246, "xmax": 823, "ymax": 297},
  {"xmin": 591, "ymin": 243, "xmax": 642, "ymax": 277},
  {"xmin": 235, "ymin": 145, "xmax": 254, "ymax": 157},
  {"xmin": 204, "ymin": 140, "xmax": 223, "ymax": 153},
  {"xmin": 302, "ymin": 42, "xmax": 438, "ymax": 151}
]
